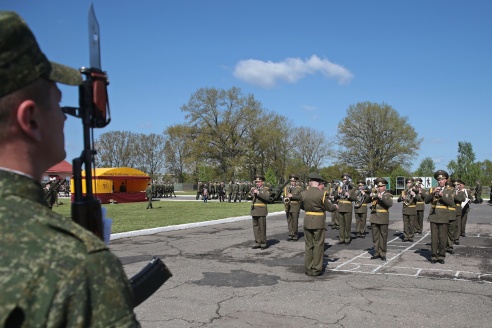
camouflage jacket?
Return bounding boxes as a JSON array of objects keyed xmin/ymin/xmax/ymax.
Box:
[{"xmin": 0, "ymin": 170, "xmax": 139, "ymax": 327}]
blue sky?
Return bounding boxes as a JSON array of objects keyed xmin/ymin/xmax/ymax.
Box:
[{"xmin": 4, "ymin": 0, "xmax": 491, "ymax": 172}]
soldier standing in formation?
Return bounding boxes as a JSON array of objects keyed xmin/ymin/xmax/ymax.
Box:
[
  {"xmin": 218, "ymin": 181, "xmax": 225, "ymax": 202},
  {"xmin": 146, "ymin": 182, "xmax": 153, "ymax": 209},
  {"xmin": 397, "ymin": 177, "xmax": 420, "ymax": 242},
  {"xmin": 448, "ymin": 179, "xmax": 466, "ymax": 252},
  {"xmin": 414, "ymin": 178, "xmax": 427, "ymax": 234},
  {"xmin": 369, "ymin": 177, "xmax": 393, "ymax": 261},
  {"xmin": 301, "ymin": 173, "xmax": 338, "ymax": 276},
  {"xmin": 425, "ymin": 170, "xmax": 454, "ymax": 264},
  {"xmin": 353, "ymin": 180, "xmax": 370, "ymax": 238},
  {"xmin": 458, "ymin": 179, "xmax": 472, "ymax": 239},
  {"xmin": 284, "ymin": 174, "xmax": 302, "ymax": 241},
  {"xmin": 250, "ymin": 175, "xmax": 270, "ymax": 250},
  {"xmin": 329, "ymin": 180, "xmax": 340, "ymax": 230},
  {"xmin": 336, "ymin": 174, "xmax": 357, "ymax": 245},
  {"xmin": 474, "ymin": 180, "xmax": 483, "ymax": 204},
  {"xmin": 196, "ymin": 181, "xmax": 203, "ymax": 200},
  {"xmin": 232, "ymin": 181, "xmax": 239, "ymax": 202},
  {"xmin": 227, "ymin": 180, "xmax": 233, "ymax": 202}
]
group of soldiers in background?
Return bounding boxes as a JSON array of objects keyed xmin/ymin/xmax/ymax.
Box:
[
  {"xmin": 196, "ymin": 180, "xmax": 254, "ymax": 202},
  {"xmin": 151, "ymin": 182, "xmax": 176, "ymax": 198}
]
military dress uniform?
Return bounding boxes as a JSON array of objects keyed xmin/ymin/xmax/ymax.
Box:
[
  {"xmin": 414, "ymin": 178, "xmax": 427, "ymax": 234},
  {"xmin": 456, "ymin": 180, "xmax": 471, "ymax": 242},
  {"xmin": 449, "ymin": 179, "xmax": 466, "ymax": 250},
  {"xmin": 250, "ymin": 175, "xmax": 270, "ymax": 249},
  {"xmin": 285, "ymin": 175, "xmax": 303, "ymax": 241},
  {"xmin": 0, "ymin": 170, "xmax": 139, "ymax": 327},
  {"xmin": 397, "ymin": 177, "xmax": 421, "ymax": 242},
  {"xmin": 336, "ymin": 174, "xmax": 357, "ymax": 245},
  {"xmin": 424, "ymin": 170, "xmax": 455, "ymax": 264},
  {"xmin": 369, "ymin": 177, "xmax": 393, "ymax": 261},
  {"xmin": 353, "ymin": 180, "xmax": 370, "ymax": 238},
  {"xmin": 301, "ymin": 173, "xmax": 338, "ymax": 276}
]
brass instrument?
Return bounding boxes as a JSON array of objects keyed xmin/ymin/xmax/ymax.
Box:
[
  {"xmin": 403, "ymin": 183, "xmax": 416, "ymax": 206},
  {"xmin": 354, "ymin": 186, "xmax": 368, "ymax": 208},
  {"xmin": 432, "ymin": 187, "xmax": 442, "ymax": 204},
  {"xmin": 250, "ymin": 187, "xmax": 258, "ymax": 210},
  {"xmin": 283, "ymin": 197, "xmax": 291, "ymax": 212},
  {"xmin": 338, "ymin": 178, "xmax": 352, "ymax": 199}
]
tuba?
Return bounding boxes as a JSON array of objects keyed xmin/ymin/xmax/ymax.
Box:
[{"xmin": 354, "ymin": 186, "xmax": 368, "ymax": 208}]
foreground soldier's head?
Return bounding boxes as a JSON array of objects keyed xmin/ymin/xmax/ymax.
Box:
[{"xmin": 0, "ymin": 11, "xmax": 81, "ymax": 181}]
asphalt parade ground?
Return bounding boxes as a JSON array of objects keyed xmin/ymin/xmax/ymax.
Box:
[{"xmin": 110, "ymin": 197, "xmax": 492, "ymax": 327}]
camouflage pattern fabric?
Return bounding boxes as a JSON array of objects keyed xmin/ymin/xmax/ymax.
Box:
[{"xmin": 0, "ymin": 170, "xmax": 139, "ymax": 327}]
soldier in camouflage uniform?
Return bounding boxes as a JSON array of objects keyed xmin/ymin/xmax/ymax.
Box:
[{"xmin": 0, "ymin": 12, "xmax": 139, "ymax": 326}]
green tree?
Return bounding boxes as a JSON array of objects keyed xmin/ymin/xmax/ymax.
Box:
[
  {"xmin": 180, "ymin": 87, "xmax": 262, "ymax": 177},
  {"xmin": 336, "ymin": 101, "xmax": 422, "ymax": 176},
  {"xmin": 292, "ymin": 127, "xmax": 333, "ymax": 172},
  {"xmin": 413, "ymin": 157, "xmax": 435, "ymax": 176},
  {"xmin": 163, "ymin": 124, "xmax": 195, "ymax": 183},
  {"xmin": 95, "ymin": 131, "xmax": 136, "ymax": 167},
  {"xmin": 447, "ymin": 141, "xmax": 479, "ymax": 185}
]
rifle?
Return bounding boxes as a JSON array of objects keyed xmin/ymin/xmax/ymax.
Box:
[{"xmin": 62, "ymin": 3, "xmax": 171, "ymax": 307}]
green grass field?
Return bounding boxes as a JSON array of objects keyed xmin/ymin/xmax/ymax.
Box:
[{"xmin": 53, "ymin": 200, "xmax": 285, "ymax": 233}]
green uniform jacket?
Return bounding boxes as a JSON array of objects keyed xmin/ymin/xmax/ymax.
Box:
[
  {"xmin": 286, "ymin": 184, "xmax": 303, "ymax": 213},
  {"xmin": 454, "ymin": 189, "xmax": 466, "ymax": 214},
  {"xmin": 416, "ymin": 189, "xmax": 428, "ymax": 211},
  {"xmin": 146, "ymin": 185, "xmax": 153, "ymax": 198},
  {"xmin": 301, "ymin": 188, "xmax": 337, "ymax": 229},
  {"xmin": 251, "ymin": 186, "xmax": 270, "ymax": 216},
  {"xmin": 425, "ymin": 187, "xmax": 455, "ymax": 223},
  {"xmin": 369, "ymin": 192, "xmax": 393, "ymax": 224},
  {"xmin": 0, "ymin": 170, "xmax": 139, "ymax": 327}
]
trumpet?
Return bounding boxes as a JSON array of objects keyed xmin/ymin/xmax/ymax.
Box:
[{"xmin": 432, "ymin": 187, "xmax": 442, "ymax": 203}]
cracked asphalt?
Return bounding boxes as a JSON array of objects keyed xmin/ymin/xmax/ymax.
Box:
[{"xmin": 109, "ymin": 199, "xmax": 492, "ymax": 327}]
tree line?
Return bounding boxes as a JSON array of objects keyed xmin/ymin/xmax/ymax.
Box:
[{"xmin": 94, "ymin": 87, "xmax": 491, "ymax": 188}]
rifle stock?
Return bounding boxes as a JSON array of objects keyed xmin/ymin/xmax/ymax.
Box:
[{"xmin": 129, "ymin": 257, "xmax": 172, "ymax": 307}]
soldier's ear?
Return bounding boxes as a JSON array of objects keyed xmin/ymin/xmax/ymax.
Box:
[{"xmin": 16, "ymin": 99, "xmax": 42, "ymax": 142}]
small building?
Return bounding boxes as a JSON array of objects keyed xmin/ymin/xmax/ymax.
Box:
[
  {"xmin": 44, "ymin": 160, "xmax": 72, "ymax": 183},
  {"xmin": 70, "ymin": 167, "xmax": 150, "ymax": 204}
]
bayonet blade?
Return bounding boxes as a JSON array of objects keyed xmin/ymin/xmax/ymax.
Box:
[{"xmin": 89, "ymin": 3, "xmax": 101, "ymax": 69}]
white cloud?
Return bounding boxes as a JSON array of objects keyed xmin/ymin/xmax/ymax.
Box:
[
  {"xmin": 233, "ymin": 55, "xmax": 353, "ymax": 88},
  {"xmin": 302, "ymin": 105, "xmax": 317, "ymax": 112}
]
